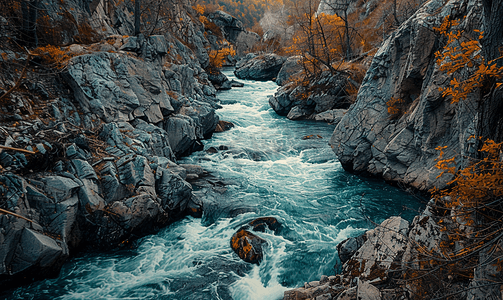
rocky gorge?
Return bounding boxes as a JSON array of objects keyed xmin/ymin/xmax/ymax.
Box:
[{"xmin": 0, "ymin": 0, "xmax": 502, "ymax": 298}]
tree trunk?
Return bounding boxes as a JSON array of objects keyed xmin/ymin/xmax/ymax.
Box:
[
  {"xmin": 134, "ymin": 0, "xmax": 141, "ymax": 36},
  {"xmin": 393, "ymin": 0, "xmax": 399, "ymax": 27},
  {"xmin": 21, "ymin": 0, "xmax": 29, "ymax": 45},
  {"xmin": 344, "ymin": 9, "xmax": 351, "ymax": 60},
  {"xmin": 481, "ymin": 0, "xmax": 503, "ymax": 66},
  {"xmin": 27, "ymin": 0, "xmax": 39, "ymax": 48},
  {"xmin": 476, "ymin": 0, "xmax": 503, "ymax": 148}
]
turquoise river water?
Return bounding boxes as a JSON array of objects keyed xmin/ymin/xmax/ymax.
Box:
[{"xmin": 6, "ymin": 69, "xmax": 423, "ymax": 300}]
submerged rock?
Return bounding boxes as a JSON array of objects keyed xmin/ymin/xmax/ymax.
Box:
[{"xmin": 249, "ymin": 216, "xmax": 281, "ymax": 233}]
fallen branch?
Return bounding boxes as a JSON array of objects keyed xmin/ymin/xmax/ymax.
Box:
[
  {"xmin": 0, "ymin": 208, "xmax": 34, "ymax": 223},
  {"xmin": 0, "ymin": 145, "xmax": 36, "ymax": 154}
]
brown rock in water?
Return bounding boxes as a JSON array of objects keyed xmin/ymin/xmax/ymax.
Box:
[
  {"xmin": 230, "ymin": 229, "xmax": 267, "ymax": 265},
  {"xmin": 302, "ymin": 134, "xmax": 323, "ymax": 140},
  {"xmin": 249, "ymin": 217, "xmax": 281, "ymax": 233},
  {"xmin": 215, "ymin": 120, "xmax": 235, "ymax": 132}
]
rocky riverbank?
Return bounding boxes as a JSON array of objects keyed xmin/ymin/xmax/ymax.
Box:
[{"xmin": 0, "ymin": 0, "xmax": 244, "ymax": 290}]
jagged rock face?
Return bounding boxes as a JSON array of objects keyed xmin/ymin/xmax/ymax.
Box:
[
  {"xmin": 65, "ymin": 51, "xmax": 173, "ymax": 124},
  {"xmin": 206, "ymin": 11, "xmax": 260, "ymax": 54},
  {"xmin": 0, "ymin": 0, "xmax": 224, "ymax": 290},
  {"xmin": 343, "ymin": 216, "xmax": 409, "ymax": 283},
  {"xmin": 235, "ymin": 53, "xmax": 286, "ymax": 81},
  {"xmin": 330, "ymin": 0, "xmax": 482, "ymax": 190},
  {"xmin": 0, "ymin": 119, "xmax": 203, "ymax": 287},
  {"xmin": 64, "ymin": 35, "xmax": 219, "ymax": 157}
]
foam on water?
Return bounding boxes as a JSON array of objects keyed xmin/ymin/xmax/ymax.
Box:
[{"xmin": 6, "ymin": 69, "xmax": 423, "ymax": 300}]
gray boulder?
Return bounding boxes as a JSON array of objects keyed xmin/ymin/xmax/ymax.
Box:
[
  {"xmin": 287, "ymin": 106, "xmax": 313, "ymax": 120},
  {"xmin": 163, "ymin": 114, "xmax": 201, "ymax": 157},
  {"xmin": 235, "ymin": 53, "xmax": 286, "ymax": 81},
  {"xmin": 236, "ymin": 53, "xmax": 257, "ymax": 69},
  {"xmin": 10, "ymin": 228, "xmax": 66, "ymax": 274},
  {"xmin": 337, "ymin": 232, "xmax": 366, "ymax": 264},
  {"xmin": 276, "ymin": 56, "xmax": 302, "ymax": 86},
  {"xmin": 0, "ymin": 174, "xmax": 70, "ymax": 286},
  {"xmin": 179, "ymin": 101, "xmax": 219, "ymax": 139},
  {"xmin": 155, "ymin": 168, "xmax": 192, "ymax": 211},
  {"xmin": 314, "ymin": 109, "xmax": 347, "ymax": 124},
  {"xmin": 268, "ymin": 82, "xmax": 297, "ymax": 116}
]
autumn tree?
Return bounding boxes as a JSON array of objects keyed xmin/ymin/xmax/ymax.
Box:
[
  {"xmin": 286, "ymin": 0, "xmax": 349, "ymax": 77},
  {"xmin": 319, "ymin": 0, "xmax": 352, "ymax": 60}
]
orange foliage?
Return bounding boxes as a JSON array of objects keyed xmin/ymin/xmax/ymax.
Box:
[
  {"xmin": 208, "ymin": 45, "xmax": 236, "ymax": 71},
  {"xmin": 432, "ymin": 139, "xmax": 503, "ymax": 212},
  {"xmin": 285, "ymin": 11, "xmax": 346, "ymax": 75},
  {"xmin": 434, "ymin": 16, "xmax": 503, "ymax": 103},
  {"xmin": 386, "ymin": 97, "xmax": 406, "ymax": 117},
  {"xmin": 192, "ymin": 4, "xmax": 205, "ymax": 15},
  {"xmin": 33, "ymin": 45, "xmax": 74, "ymax": 69}
]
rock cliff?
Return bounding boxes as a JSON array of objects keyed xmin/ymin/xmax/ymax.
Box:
[
  {"xmin": 0, "ymin": 0, "xmax": 227, "ymax": 289},
  {"xmin": 281, "ymin": 0, "xmax": 503, "ymax": 298},
  {"xmin": 329, "ymin": 0, "xmax": 503, "ymax": 190}
]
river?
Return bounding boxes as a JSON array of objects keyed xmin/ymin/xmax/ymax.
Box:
[{"xmin": 8, "ymin": 69, "xmax": 423, "ymax": 300}]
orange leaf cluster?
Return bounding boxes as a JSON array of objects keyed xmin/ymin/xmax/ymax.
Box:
[
  {"xmin": 434, "ymin": 17, "xmax": 503, "ymax": 103},
  {"xmin": 33, "ymin": 45, "xmax": 75, "ymax": 69},
  {"xmin": 208, "ymin": 45, "xmax": 236, "ymax": 71}
]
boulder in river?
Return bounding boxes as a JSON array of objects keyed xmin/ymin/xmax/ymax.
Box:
[
  {"xmin": 234, "ymin": 53, "xmax": 286, "ymax": 81},
  {"xmin": 269, "ymin": 70, "xmax": 350, "ymax": 121},
  {"xmin": 207, "ymin": 70, "xmax": 231, "ymax": 90},
  {"xmin": 249, "ymin": 217, "xmax": 281, "ymax": 233},
  {"xmin": 230, "ymin": 229, "xmax": 267, "ymax": 265},
  {"xmin": 337, "ymin": 232, "xmax": 366, "ymax": 264},
  {"xmin": 215, "ymin": 120, "xmax": 235, "ymax": 132},
  {"xmin": 230, "ymin": 217, "xmax": 281, "ymax": 264}
]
